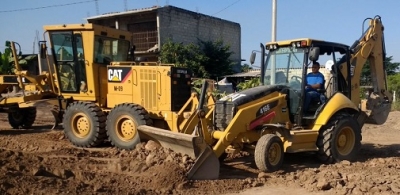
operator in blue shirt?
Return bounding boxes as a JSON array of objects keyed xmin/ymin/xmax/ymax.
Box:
[{"xmin": 304, "ymin": 61, "xmax": 325, "ymax": 113}]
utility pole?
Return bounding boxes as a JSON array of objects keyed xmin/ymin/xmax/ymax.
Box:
[
  {"xmin": 271, "ymin": 0, "xmax": 277, "ymax": 42},
  {"xmin": 270, "ymin": 0, "xmax": 277, "ymax": 84}
]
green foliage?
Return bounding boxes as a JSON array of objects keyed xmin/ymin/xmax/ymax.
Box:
[
  {"xmin": 387, "ymin": 74, "xmax": 400, "ymax": 94},
  {"xmin": 198, "ymin": 39, "xmax": 235, "ymax": 79},
  {"xmin": 191, "ymin": 79, "xmax": 227, "ymax": 99},
  {"xmin": 241, "ymin": 63, "xmax": 253, "ymax": 72},
  {"xmin": 237, "ymin": 77, "xmax": 261, "ymax": 91},
  {"xmin": 361, "ymin": 56, "xmax": 400, "ymax": 85},
  {"xmin": 159, "ymin": 39, "xmax": 203, "ymax": 70},
  {"xmin": 160, "ymin": 39, "xmax": 234, "ymax": 80},
  {"xmin": 387, "ymin": 73, "xmax": 400, "ymax": 110},
  {"xmin": 391, "ymin": 101, "xmax": 400, "ymax": 111},
  {"xmin": 0, "ymin": 48, "xmax": 14, "ymax": 74}
]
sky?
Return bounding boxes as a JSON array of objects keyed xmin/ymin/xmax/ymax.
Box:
[{"xmin": 1, "ymin": 0, "xmax": 400, "ymax": 67}]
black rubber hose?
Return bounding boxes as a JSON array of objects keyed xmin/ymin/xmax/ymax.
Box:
[{"xmin": 197, "ymin": 80, "xmax": 208, "ymax": 110}]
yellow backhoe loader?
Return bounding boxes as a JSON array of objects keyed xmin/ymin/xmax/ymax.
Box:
[{"xmin": 136, "ymin": 15, "xmax": 392, "ymax": 179}]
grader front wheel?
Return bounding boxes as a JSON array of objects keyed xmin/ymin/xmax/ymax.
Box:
[
  {"xmin": 62, "ymin": 102, "xmax": 107, "ymax": 147},
  {"xmin": 8, "ymin": 107, "xmax": 37, "ymax": 129},
  {"xmin": 254, "ymin": 134, "xmax": 284, "ymax": 172},
  {"xmin": 106, "ymin": 103, "xmax": 152, "ymax": 150}
]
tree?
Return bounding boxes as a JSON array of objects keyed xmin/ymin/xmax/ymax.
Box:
[
  {"xmin": 159, "ymin": 39, "xmax": 234, "ymax": 79},
  {"xmin": 198, "ymin": 39, "xmax": 235, "ymax": 79},
  {"xmin": 361, "ymin": 56, "xmax": 400, "ymax": 85},
  {"xmin": 241, "ymin": 63, "xmax": 253, "ymax": 72},
  {"xmin": 388, "ymin": 74, "xmax": 400, "ymax": 93},
  {"xmin": 0, "ymin": 47, "xmax": 13, "ymax": 74}
]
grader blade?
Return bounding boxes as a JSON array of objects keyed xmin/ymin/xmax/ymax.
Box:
[{"xmin": 137, "ymin": 125, "xmax": 220, "ymax": 180}]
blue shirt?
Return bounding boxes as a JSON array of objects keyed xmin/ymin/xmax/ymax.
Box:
[{"xmin": 306, "ymin": 72, "xmax": 324, "ymax": 92}]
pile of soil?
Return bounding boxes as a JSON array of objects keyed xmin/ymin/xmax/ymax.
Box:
[{"xmin": 0, "ymin": 107, "xmax": 399, "ymax": 194}]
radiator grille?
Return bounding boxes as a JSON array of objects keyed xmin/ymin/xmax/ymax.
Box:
[{"xmin": 139, "ymin": 69, "xmax": 157, "ymax": 110}]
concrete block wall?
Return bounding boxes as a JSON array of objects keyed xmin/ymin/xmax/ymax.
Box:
[{"xmin": 157, "ymin": 6, "xmax": 241, "ymax": 72}]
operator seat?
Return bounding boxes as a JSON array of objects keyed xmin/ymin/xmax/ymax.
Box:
[{"xmin": 307, "ymin": 79, "xmax": 327, "ymax": 114}]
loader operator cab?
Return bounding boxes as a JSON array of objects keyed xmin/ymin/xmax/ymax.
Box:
[{"xmin": 257, "ymin": 39, "xmax": 351, "ymax": 125}]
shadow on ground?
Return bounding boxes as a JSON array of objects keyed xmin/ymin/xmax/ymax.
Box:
[{"xmin": 219, "ymin": 143, "xmax": 400, "ymax": 179}]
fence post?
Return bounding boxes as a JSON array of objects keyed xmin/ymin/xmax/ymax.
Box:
[{"xmin": 393, "ymin": 91, "xmax": 396, "ymax": 102}]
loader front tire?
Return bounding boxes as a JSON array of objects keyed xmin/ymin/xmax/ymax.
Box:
[
  {"xmin": 106, "ymin": 103, "xmax": 152, "ymax": 150},
  {"xmin": 8, "ymin": 107, "xmax": 37, "ymax": 129},
  {"xmin": 254, "ymin": 134, "xmax": 284, "ymax": 172},
  {"xmin": 63, "ymin": 101, "xmax": 107, "ymax": 147},
  {"xmin": 317, "ymin": 114, "xmax": 362, "ymax": 164}
]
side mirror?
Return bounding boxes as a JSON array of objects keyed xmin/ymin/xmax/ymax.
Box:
[
  {"xmin": 309, "ymin": 47, "xmax": 320, "ymax": 62},
  {"xmin": 40, "ymin": 42, "xmax": 47, "ymax": 59},
  {"xmin": 250, "ymin": 52, "xmax": 256, "ymax": 65},
  {"xmin": 129, "ymin": 45, "xmax": 136, "ymax": 61}
]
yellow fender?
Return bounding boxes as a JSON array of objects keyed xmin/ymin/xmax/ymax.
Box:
[{"xmin": 312, "ymin": 93, "xmax": 358, "ymax": 130}]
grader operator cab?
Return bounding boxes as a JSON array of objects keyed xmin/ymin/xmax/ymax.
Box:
[{"xmin": 1, "ymin": 15, "xmax": 389, "ymax": 180}]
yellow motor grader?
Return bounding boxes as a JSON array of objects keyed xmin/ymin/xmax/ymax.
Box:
[{"xmin": 0, "ymin": 15, "xmax": 391, "ymax": 180}]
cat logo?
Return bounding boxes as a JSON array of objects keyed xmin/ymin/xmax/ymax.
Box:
[
  {"xmin": 107, "ymin": 67, "xmax": 132, "ymax": 83},
  {"xmin": 108, "ymin": 69, "xmax": 123, "ymax": 81}
]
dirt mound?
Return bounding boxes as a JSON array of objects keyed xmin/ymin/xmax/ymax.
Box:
[
  {"xmin": 0, "ymin": 141, "xmax": 193, "ymax": 195},
  {"xmin": 0, "ymin": 108, "xmax": 400, "ymax": 194},
  {"xmin": 278, "ymin": 158, "xmax": 400, "ymax": 194}
]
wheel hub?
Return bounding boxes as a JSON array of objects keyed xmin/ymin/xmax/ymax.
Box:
[
  {"xmin": 336, "ymin": 127, "xmax": 355, "ymax": 156},
  {"xmin": 116, "ymin": 115, "xmax": 137, "ymax": 141},
  {"xmin": 268, "ymin": 143, "xmax": 281, "ymax": 165},
  {"xmin": 338, "ymin": 134, "xmax": 347, "ymax": 147},
  {"xmin": 71, "ymin": 114, "xmax": 90, "ymax": 138}
]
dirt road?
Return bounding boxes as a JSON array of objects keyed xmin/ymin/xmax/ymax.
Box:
[{"xmin": 0, "ymin": 106, "xmax": 399, "ymax": 195}]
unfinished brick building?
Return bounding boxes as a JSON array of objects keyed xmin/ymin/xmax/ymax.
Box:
[{"xmin": 86, "ymin": 5, "xmax": 241, "ymax": 71}]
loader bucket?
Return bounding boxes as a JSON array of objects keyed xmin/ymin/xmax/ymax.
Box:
[{"xmin": 137, "ymin": 125, "xmax": 220, "ymax": 180}]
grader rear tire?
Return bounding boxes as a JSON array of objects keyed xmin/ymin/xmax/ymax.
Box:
[
  {"xmin": 8, "ymin": 107, "xmax": 37, "ymax": 129},
  {"xmin": 62, "ymin": 101, "xmax": 107, "ymax": 147},
  {"xmin": 254, "ymin": 134, "xmax": 284, "ymax": 172},
  {"xmin": 317, "ymin": 114, "xmax": 362, "ymax": 163},
  {"xmin": 106, "ymin": 103, "xmax": 152, "ymax": 150}
]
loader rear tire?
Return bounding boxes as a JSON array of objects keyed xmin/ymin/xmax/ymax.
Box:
[
  {"xmin": 62, "ymin": 101, "xmax": 107, "ymax": 148},
  {"xmin": 8, "ymin": 107, "xmax": 37, "ymax": 129},
  {"xmin": 254, "ymin": 134, "xmax": 284, "ymax": 172},
  {"xmin": 106, "ymin": 103, "xmax": 152, "ymax": 150},
  {"xmin": 317, "ymin": 114, "xmax": 362, "ymax": 164}
]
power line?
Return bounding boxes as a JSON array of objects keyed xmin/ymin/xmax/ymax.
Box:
[
  {"xmin": 0, "ymin": 0, "xmax": 99, "ymax": 13},
  {"xmin": 95, "ymin": 0, "xmax": 100, "ymax": 15},
  {"xmin": 212, "ymin": 0, "xmax": 241, "ymax": 16}
]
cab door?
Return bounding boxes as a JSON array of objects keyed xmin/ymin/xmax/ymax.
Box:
[{"xmin": 49, "ymin": 31, "xmax": 87, "ymax": 94}]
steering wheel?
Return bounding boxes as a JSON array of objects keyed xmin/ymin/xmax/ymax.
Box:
[
  {"xmin": 291, "ymin": 75, "xmax": 302, "ymax": 81},
  {"xmin": 289, "ymin": 75, "xmax": 302, "ymax": 89}
]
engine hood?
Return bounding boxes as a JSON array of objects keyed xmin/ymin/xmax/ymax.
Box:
[{"xmin": 218, "ymin": 84, "xmax": 288, "ymax": 107}]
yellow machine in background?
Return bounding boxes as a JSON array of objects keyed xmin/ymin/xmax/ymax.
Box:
[
  {"xmin": 0, "ymin": 41, "xmax": 58, "ymax": 129},
  {"xmin": 0, "ymin": 15, "xmax": 391, "ymax": 180}
]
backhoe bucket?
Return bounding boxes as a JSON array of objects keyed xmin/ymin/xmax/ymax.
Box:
[
  {"xmin": 364, "ymin": 93, "xmax": 392, "ymax": 125},
  {"xmin": 137, "ymin": 125, "xmax": 220, "ymax": 180}
]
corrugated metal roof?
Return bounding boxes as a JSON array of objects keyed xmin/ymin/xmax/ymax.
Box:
[
  {"xmin": 86, "ymin": 6, "xmax": 160, "ymax": 20},
  {"xmin": 224, "ymin": 69, "xmax": 261, "ymax": 78}
]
